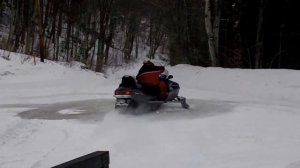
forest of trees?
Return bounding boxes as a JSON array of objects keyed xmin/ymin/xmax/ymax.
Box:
[{"xmin": 0, "ymin": 0, "xmax": 299, "ymax": 71}]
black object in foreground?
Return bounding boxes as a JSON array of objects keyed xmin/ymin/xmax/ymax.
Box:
[{"xmin": 52, "ymin": 151, "xmax": 109, "ymax": 168}]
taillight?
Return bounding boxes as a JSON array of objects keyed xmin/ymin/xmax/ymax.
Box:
[
  {"xmin": 114, "ymin": 90, "xmax": 121, "ymax": 95},
  {"xmin": 114, "ymin": 90, "xmax": 131, "ymax": 95},
  {"xmin": 124, "ymin": 91, "xmax": 131, "ymax": 95}
]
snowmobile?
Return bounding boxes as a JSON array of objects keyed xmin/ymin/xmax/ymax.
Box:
[{"xmin": 114, "ymin": 74, "xmax": 189, "ymax": 111}]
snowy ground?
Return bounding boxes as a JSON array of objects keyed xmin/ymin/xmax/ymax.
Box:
[{"xmin": 1, "ymin": 50, "xmax": 300, "ymax": 168}]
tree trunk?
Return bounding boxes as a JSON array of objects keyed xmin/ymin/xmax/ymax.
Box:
[
  {"xmin": 255, "ymin": 0, "xmax": 264, "ymax": 69},
  {"xmin": 55, "ymin": 9, "xmax": 62, "ymax": 61},
  {"xmin": 204, "ymin": 0, "xmax": 218, "ymax": 66},
  {"xmin": 213, "ymin": 0, "xmax": 221, "ymax": 58},
  {"xmin": 35, "ymin": 0, "xmax": 45, "ymax": 62},
  {"xmin": 135, "ymin": 36, "xmax": 139, "ymax": 59},
  {"xmin": 104, "ymin": 16, "xmax": 116, "ymax": 65},
  {"xmin": 66, "ymin": 21, "xmax": 71, "ymax": 62}
]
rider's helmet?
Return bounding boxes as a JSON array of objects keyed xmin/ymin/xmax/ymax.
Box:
[
  {"xmin": 143, "ymin": 58, "xmax": 151, "ymax": 64},
  {"xmin": 143, "ymin": 58, "xmax": 154, "ymax": 66}
]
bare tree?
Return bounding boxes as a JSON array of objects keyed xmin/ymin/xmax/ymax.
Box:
[
  {"xmin": 95, "ymin": 0, "xmax": 114, "ymax": 72},
  {"xmin": 204, "ymin": 0, "xmax": 219, "ymax": 66},
  {"xmin": 148, "ymin": 15, "xmax": 165, "ymax": 59},
  {"xmin": 123, "ymin": 11, "xmax": 139, "ymax": 63}
]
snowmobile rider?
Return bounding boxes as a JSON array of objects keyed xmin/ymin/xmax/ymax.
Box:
[{"xmin": 136, "ymin": 60, "xmax": 168, "ymax": 101}]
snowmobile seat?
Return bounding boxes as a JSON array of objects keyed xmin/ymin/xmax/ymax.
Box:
[{"xmin": 119, "ymin": 75, "xmax": 137, "ymax": 88}]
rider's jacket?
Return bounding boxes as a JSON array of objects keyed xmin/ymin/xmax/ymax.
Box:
[{"xmin": 136, "ymin": 63, "xmax": 165, "ymax": 86}]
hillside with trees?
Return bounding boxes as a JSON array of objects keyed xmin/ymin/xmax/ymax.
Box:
[{"xmin": 0, "ymin": 0, "xmax": 299, "ymax": 71}]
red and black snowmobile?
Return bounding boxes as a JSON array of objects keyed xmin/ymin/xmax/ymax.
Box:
[{"xmin": 114, "ymin": 74, "xmax": 189, "ymax": 111}]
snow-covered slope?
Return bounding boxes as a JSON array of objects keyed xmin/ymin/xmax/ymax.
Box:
[
  {"xmin": 0, "ymin": 51, "xmax": 116, "ymax": 105},
  {"xmin": 1, "ymin": 51, "xmax": 300, "ymax": 168}
]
